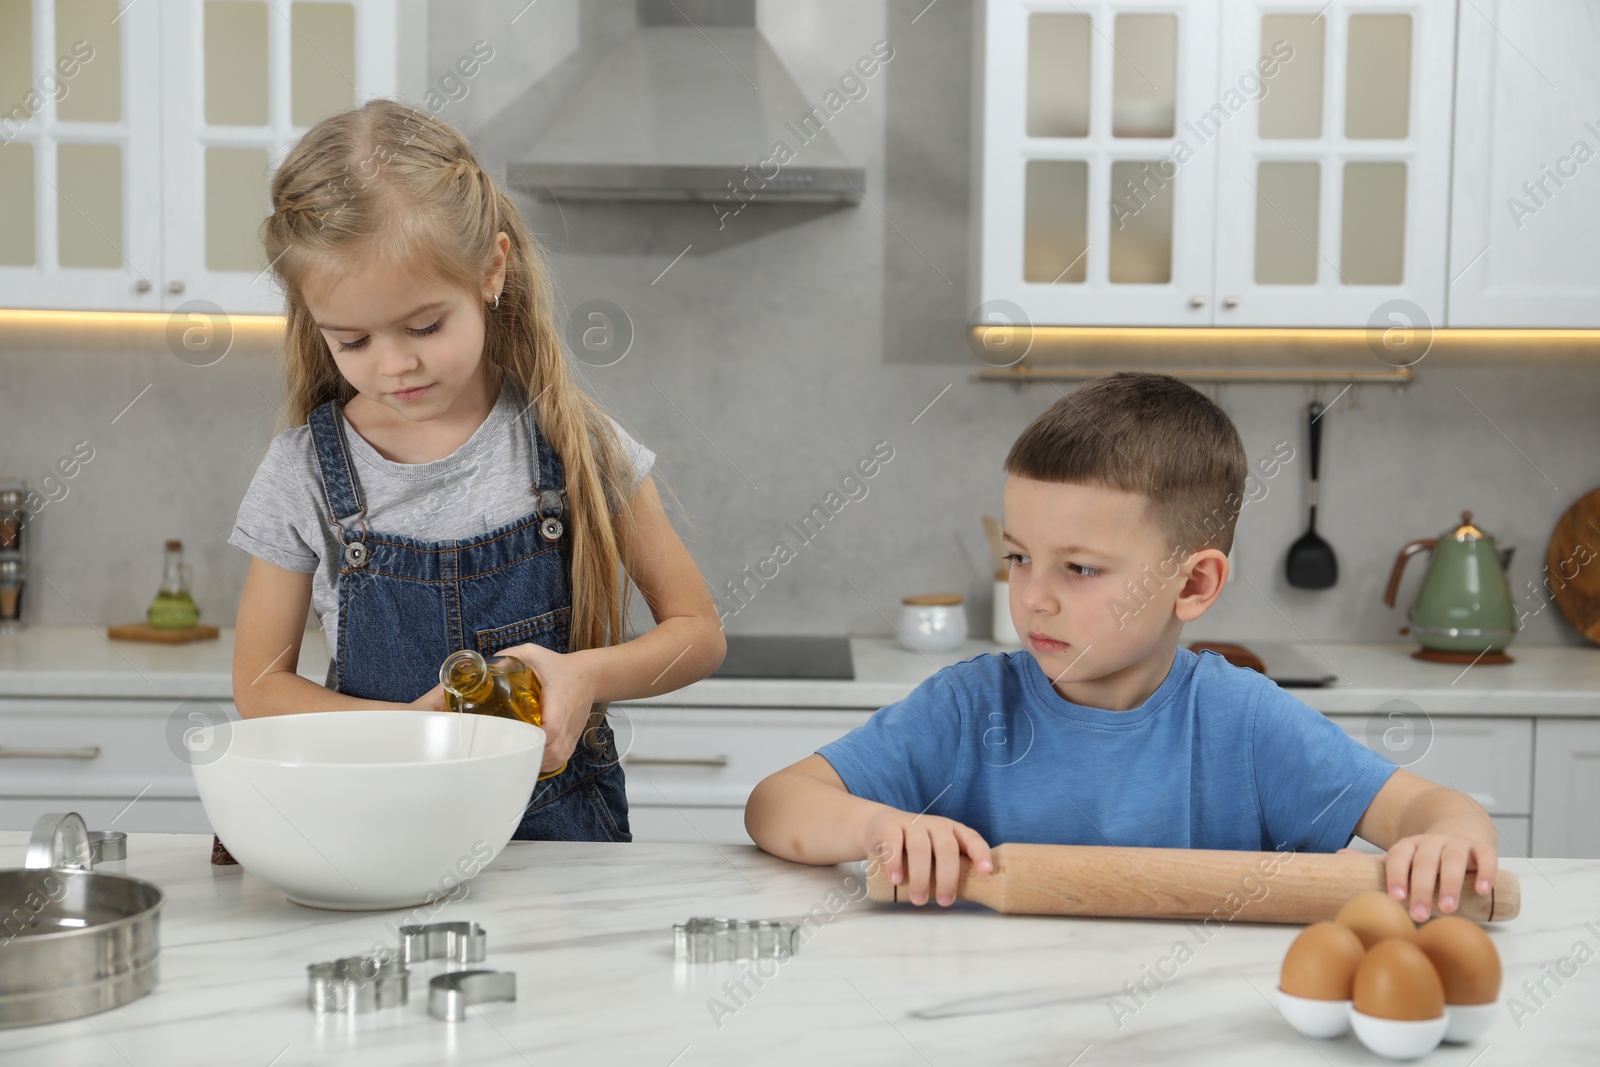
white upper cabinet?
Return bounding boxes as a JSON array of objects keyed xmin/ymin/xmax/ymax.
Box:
[
  {"xmin": 977, "ymin": 1, "xmax": 1222, "ymax": 326},
  {"xmin": 0, "ymin": 0, "xmax": 164, "ymax": 312},
  {"xmin": 161, "ymin": 0, "xmax": 407, "ymax": 314},
  {"xmin": 1212, "ymin": 0, "xmax": 1454, "ymax": 327},
  {"xmin": 1448, "ymin": 0, "xmax": 1600, "ymax": 327},
  {"xmin": 0, "ymin": 0, "xmax": 410, "ymax": 314},
  {"xmin": 974, "ymin": 0, "xmax": 1456, "ymax": 328}
]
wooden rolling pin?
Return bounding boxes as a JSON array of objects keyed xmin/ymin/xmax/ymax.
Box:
[{"xmin": 865, "ymin": 843, "xmax": 1520, "ymax": 924}]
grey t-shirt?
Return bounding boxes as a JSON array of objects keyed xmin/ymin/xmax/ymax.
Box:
[{"xmin": 228, "ymin": 377, "xmax": 655, "ymax": 661}]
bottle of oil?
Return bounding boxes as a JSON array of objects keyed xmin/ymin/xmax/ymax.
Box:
[
  {"xmin": 439, "ymin": 649, "xmax": 566, "ymax": 779},
  {"xmin": 440, "ymin": 650, "xmax": 543, "ymax": 724},
  {"xmin": 146, "ymin": 540, "xmax": 200, "ymax": 629}
]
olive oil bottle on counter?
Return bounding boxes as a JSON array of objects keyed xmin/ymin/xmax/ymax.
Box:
[
  {"xmin": 439, "ymin": 649, "xmax": 566, "ymax": 779},
  {"xmin": 147, "ymin": 540, "xmax": 200, "ymax": 629}
]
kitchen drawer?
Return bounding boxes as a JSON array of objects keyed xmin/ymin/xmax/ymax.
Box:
[
  {"xmin": 628, "ymin": 804, "xmax": 752, "ymax": 846},
  {"xmin": 0, "ymin": 797, "xmax": 212, "ymax": 834},
  {"xmin": 1347, "ymin": 815, "xmax": 1530, "ymax": 859},
  {"xmin": 611, "ymin": 706, "xmax": 871, "ymax": 808},
  {"xmin": 1326, "ymin": 715, "xmax": 1532, "ymax": 815},
  {"xmin": 0, "ymin": 698, "xmax": 229, "ymax": 800}
]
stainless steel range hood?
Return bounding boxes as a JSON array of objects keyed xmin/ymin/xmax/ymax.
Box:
[{"xmin": 506, "ymin": 23, "xmax": 865, "ymax": 204}]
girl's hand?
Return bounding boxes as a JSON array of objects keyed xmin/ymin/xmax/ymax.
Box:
[
  {"xmin": 408, "ymin": 682, "xmax": 447, "ymax": 712},
  {"xmin": 493, "ymin": 643, "xmax": 596, "ymax": 774}
]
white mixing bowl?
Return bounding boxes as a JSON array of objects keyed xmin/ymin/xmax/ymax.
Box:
[{"xmin": 191, "ymin": 710, "xmax": 544, "ymax": 910}]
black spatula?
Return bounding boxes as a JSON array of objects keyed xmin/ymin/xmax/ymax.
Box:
[{"xmin": 1285, "ymin": 401, "xmax": 1338, "ymax": 589}]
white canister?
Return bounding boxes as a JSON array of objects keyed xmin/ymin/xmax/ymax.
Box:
[
  {"xmin": 992, "ymin": 571, "xmax": 1022, "ymax": 647},
  {"xmin": 897, "ymin": 594, "xmax": 967, "ymax": 653}
]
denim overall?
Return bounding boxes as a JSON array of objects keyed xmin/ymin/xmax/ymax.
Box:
[{"xmin": 304, "ymin": 396, "xmax": 631, "ymax": 843}]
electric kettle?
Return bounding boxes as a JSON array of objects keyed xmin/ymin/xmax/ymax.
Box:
[{"xmin": 1383, "ymin": 511, "xmax": 1518, "ymax": 659}]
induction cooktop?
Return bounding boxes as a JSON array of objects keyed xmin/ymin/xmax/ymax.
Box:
[{"xmin": 712, "ymin": 635, "xmax": 855, "ymax": 680}]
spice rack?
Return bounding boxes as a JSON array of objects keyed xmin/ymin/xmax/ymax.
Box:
[{"xmin": 0, "ymin": 480, "xmax": 26, "ymax": 633}]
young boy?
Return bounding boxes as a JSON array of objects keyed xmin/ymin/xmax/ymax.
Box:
[{"xmin": 746, "ymin": 373, "xmax": 1498, "ymax": 923}]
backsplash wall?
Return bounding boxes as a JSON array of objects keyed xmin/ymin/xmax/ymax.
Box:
[{"xmin": 2, "ymin": 0, "xmax": 1598, "ymax": 654}]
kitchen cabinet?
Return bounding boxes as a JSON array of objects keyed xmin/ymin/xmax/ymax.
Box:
[
  {"xmin": 0, "ymin": 697, "xmax": 213, "ymax": 832},
  {"xmin": 1327, "ymin": 714, "xmax": 1532, "ymax": 816},
  {"xmin": 974, "ymin": 0, "xmax": 1455, "ymax": 327},
  {"xmin": 1211, "ymin": 0, "xmax": 1453, "ymax": 326},
  {"xmin": 1531, "ymin": 718, "xmax": 1600, "ymax": 859},
  {"xmin": 5, "ymin": 632, "xmax": 1599, "ymax": 857},
  {"xmin": 974, "ymin": 0, "xmax": 1221, "ymax": 326},
  {"xmin": 0, "ymin": 0, "xmax": 414, "ymax": 314},
  {"xmin": 1328, "ymin": 714, "xmax": 1535, "ymax": 855},
  {"xmin": 615, "ymin": 705, "xmax": 872, "ymax": 844},
  {"xmin": 1446, "ymin": 0, "xmax": 1600, "ymax": 326}
]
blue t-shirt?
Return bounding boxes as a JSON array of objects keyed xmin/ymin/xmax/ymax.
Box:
[{"xmin": 817, "ymin": 649, "xmax": 1396, "ymax": 853}]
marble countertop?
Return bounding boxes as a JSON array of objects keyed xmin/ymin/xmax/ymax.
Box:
[
  {"xmin": 0, "ymin": 833, "xmax": 1594, "ymax": 1066},
  {"xmin": 1, "ymin": 626, "xmax": 1598, "ymax": 716}
]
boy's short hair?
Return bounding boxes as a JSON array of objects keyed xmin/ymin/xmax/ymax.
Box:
[{"xmin": 1003, "ymin": 372, "xmax": 1249, "ymax": 555}]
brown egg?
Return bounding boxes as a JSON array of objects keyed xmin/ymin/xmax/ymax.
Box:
[
  {"xmin": 1281, "ymin": 922, "xmax": 1367, "ymax": 1000},
  {"xmin": 1353, "ymin": 939, "xmax": 1446, "ymax": 1021},
  {"xmin": 1336, "ymin": 890, "xmax": 1416, "ymax": 950},
  {"xmin": 1412, "ymin": 917, "xmax": 1502, "ymax": 1005}
]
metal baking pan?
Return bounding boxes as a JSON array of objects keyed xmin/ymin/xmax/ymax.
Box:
[{"xmin": 0, "ymin": 813, "xmax": 163, "ymax": 1028}]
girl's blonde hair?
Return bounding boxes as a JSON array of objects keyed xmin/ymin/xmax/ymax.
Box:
[{"xmin": 261, "ymin": 99, "xmax": 635, "ymax": 728}]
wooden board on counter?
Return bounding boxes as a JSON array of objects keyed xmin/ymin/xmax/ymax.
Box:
[
  {"xmin": 106, "ymin": 623, "xmax": 220, "ymax": 644},
  {"xmin": 1549, "ymin": 485, "xmax": 1600, "ymax": 646}
]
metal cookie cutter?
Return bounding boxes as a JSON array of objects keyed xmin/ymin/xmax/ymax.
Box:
[
  {"xmin": 88, "ymin": 830, "xmax": 126, "ymax": 863},
  {"xmin": 428, "ymin": 970, "xmax": 516, "ymax": 1022},
  {"xmin": 400, "ymin": 921, "xmax": 487, "ymax": 964},
  {"xmin": 28, "ymin": 814, "xmax": 129, "ymax": 869},
  {"xmin": 673, "ymin": 918, "xmax": 799, "ymax": 964},
  {"xmin": 306, "ymin": 956, "xmax": 409, "ymax": 1015}
]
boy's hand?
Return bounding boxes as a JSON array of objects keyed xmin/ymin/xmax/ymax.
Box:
[
  {"xmin": 493, "ymin": 643, "xmax": 597, "ymax": 773},
  {"xmin": 861, "ymin": 809, "xmax": 993, "ymax": 907},
  {"xmin": 1376, "ymin": 830, "xmax": 1499, "ymax": 923}
]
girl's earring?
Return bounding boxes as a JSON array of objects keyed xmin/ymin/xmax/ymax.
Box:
[{"xmin": 491, "ymin": 293, "xmax": 499, "ymax": 309}]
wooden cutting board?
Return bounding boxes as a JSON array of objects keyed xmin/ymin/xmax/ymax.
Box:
[
  {"xmin": 866, "ymin": 843, "xmax": 1520, "ymax": 924},
  {"xmin": 1547, "ymin": 485, "xmax": 1600, "ymax": 646},
  {"xmin": 107, "ymin": 623, "xmax": 220, "ymax": 644}
]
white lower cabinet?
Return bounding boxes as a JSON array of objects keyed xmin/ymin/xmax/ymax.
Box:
[
  {"xmin": 3, "ymin": 694, "xmax": 1591, "ymax": 857},
  {"xmin": 0, "ymin": 698, "xmax": 216, "ymax": 834},
  {"xmin": 614, "ymin": 706, "xmax": 871, "ymax": 844},
  {"xmin": 0, "ymin": 797, "xmax": 211, "ymax": 834},
  {"xmin": 626, "ymin": 805, "xmax": 753, "ymax": 847},
  {"xmin": 1326, "ymin": 715, "xmax": 1534, "ymax": 817},
  {"xmin": 1532, "ymin": 719, "xmax": 1600, "ymax": 860}
]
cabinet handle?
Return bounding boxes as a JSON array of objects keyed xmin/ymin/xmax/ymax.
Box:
[
  {"xmin": 0, "ymin": 745, "xmax": 102, "ymax": 760},
  {"xmin": 1189, "ymin": 295, "xmax": 1205, "ymax": 308},
  {"xmin": 1223, "ymin": 295, "xmax": 1239, "ymax": 308},
  {"xmin": 168, "ymin": 280, "xmax": 186, "ymax": 295},
  {"xmin": 134, "ymin": 279, "xmax": 152, "ymax": 293},
  {"xmin": 623, "ymin": 754, "xmax": 730, "ymax": 767}
]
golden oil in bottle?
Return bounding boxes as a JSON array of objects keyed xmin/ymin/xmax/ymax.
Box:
[
  {"xmin": 439, "ymin": 650, "xmax": 565, "ymax": 779},
  {"xmin": 440, "ymin": 650, "xmax": 543, "ymax": 725}
]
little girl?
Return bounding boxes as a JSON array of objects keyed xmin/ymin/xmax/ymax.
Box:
[{"xmin": 225, "ymin": 99, "xmax": 726, "ymax": 844}]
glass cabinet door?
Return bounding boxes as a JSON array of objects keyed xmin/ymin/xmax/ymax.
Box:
[
  {"xmin": 161, "ymin": 0, "xmax": 387, "ymax": 314},
  {"xmin": 0, "ymin": 0, "xmax": 399, "ymax": 312},
  {"xmin": 979, "ymin": 0, "xmax": 1221, "ymax": 327},
  {"xmin": 1212, "ymin": 0, "xmax": 1454, "ymax": 327},
  {"xmin": 0, "ymin": 0, "xmax": 163, "ymax": 310}
]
